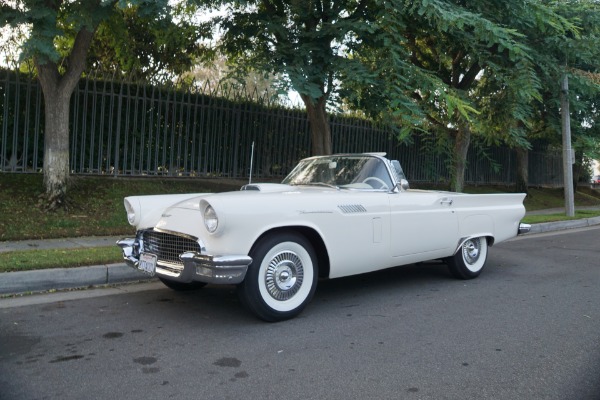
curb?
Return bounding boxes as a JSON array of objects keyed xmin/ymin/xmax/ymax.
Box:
[
  {"xmin": 0, "ymin": 263, "xmax": 155, "ymax": 296},
  {"xmin": 525, "ymin": 216, "xmax": 600, "ymax": 234}
]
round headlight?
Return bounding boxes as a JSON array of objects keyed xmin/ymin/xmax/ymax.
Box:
[
  {"xmin": 124, "ymin": 199, "xmax": 136, "ymax": 225},
  {"xmin": 204, "ymin": 205, "xmax": 219, "ymax": 233}
]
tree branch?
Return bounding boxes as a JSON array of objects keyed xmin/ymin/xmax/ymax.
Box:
[
  {"xmin": 451, "ymin": 50, "xmax": 464, "ymax": 87},
  {"xmin": 35, "ymin": 59, "xmax": 60, "ymax": 96},
  {"xmin": 457, "ymin": 61, "xmax": 482, "ymax": 90},
  {"xmin": 346, "ymin": 0, "xmax": 369, "ymax": 21},
  {"xmin": 324, "ymin": 70, "xmax": 333, "ymax": 98},
  {"xmin": 262, "ymin": 0, "xmax": 285, "ymax": 18},
  {"xmin": 59, "ymin": 27, "xmax": 96, "ymax": 94}
]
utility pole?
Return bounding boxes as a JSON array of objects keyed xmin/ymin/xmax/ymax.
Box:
[{"xmin": 561, "ymin": 73, "xmax": 575, "ymax": 217}]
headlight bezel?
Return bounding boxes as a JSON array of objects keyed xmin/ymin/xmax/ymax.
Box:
[
  {"xmin": 124, "ymin": 198, "xmax": 138, "ymax": 226},
  {"xmin": 203, "ymin": 203, "xmax": 219, "ymax": 233}
]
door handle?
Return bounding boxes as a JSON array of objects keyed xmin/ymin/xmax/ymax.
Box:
[{"xmin": 440, "ymin": 198, "xmax": 453, "ymax": 206}]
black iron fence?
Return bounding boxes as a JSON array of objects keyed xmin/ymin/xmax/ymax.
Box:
[{"xmin": 0, "ymin": 69, "xmax": 563, "ymax": 186}]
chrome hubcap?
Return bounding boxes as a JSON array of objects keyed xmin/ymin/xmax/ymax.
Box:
[
  {"xmin": 265, "ymin": 251, "xmax": 304, "ymax": 301},
  {"xmin": 462, "ymin": 238, "xmax": 481, "ymax": 265}
]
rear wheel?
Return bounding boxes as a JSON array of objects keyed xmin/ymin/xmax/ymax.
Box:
[
  {"xmin": 237, "ymin": 232, "xmax": 318, "ymax": 322},
  {"xmin": 158, "ymin": 277, "xmax": 207, "ymax": 291},
  {"xmin": 446, "ymin": 237, "xmax": 488, "ymax": 280}
]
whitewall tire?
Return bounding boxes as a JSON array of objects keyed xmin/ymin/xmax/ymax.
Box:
[
  {"xmin": 446, "ymin": 237, "xmax": 488, "ymax": 280},
  {"xmin": 237, "ymin": 232, "xmax": 318, "ymax": 322}
]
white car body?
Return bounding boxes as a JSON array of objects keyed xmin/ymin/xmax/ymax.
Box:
[{"xmin": 118, "ymin": 153, "xmax": 529, "ymax": 321}]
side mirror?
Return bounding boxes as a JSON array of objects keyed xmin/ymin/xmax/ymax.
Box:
[
  {"xmin": 397, "ymin": 179, "xmax": 410, "ymax": 192},
  {"xmin": 391, "ymin": 160, "xmax": 409, "ymax": 192}
]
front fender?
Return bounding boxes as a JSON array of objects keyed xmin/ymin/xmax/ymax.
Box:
[{"xmin": 126, "ymin": 193, "xmax": 211, "ymax": 230}]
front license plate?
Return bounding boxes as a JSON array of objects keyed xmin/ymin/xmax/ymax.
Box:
[{"xmin": 139, "ymin": 253, "xmax": 157, "ymax": 276}]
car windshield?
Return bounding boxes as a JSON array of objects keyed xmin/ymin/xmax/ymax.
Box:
[{"xmin": 282, "ymin": 155, "xmax": 394, "ymax": 190}]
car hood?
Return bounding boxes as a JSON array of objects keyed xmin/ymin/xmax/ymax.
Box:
[{"xmin": 166, "ymin": 184, "xmax": 295, "ymax": 210}]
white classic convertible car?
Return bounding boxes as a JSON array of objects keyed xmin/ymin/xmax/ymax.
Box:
[{"xmin": 118, "ymin": 153, "xmax": 530, "ymax": 321}]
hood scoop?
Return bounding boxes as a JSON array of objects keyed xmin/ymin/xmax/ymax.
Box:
[{"xmin": 241, "ymin": 183, "xmax": 294, "ymax": 193}]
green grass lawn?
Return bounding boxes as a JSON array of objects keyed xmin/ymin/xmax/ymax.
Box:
[
  {"xmin": 0, "ymin": 174, "xmax": 245, "ymax": 241},
  {"xmin": 0, "ymin": 174, "xmax": 244, "ymax": 272},
  {"xmin": 0, "ymin": 246, "xmax": 122, "ymax": 273},
  {"xmin": 521, "ymin": 209, "xmax": 600, "ymax": 224},
  {"xmin": 1, "ymin": 173, "xmax": 599, "ymax": 273}
]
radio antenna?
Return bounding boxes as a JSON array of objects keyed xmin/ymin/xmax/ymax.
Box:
[{"xmin": 249, "ymin": 141, "xmax": 255, "ymax": 184}]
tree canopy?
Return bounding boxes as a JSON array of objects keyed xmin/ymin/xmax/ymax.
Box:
[
  {"xmin": 1, "ymin": 0, "xmax": 210, "ymax": 208},
  {"xmin": 87, "ymin": 2, "xmax": 211, "ymax": 82},
  {"xmin": 218, "ymin": 0, "xmax": 435, "ymax": 155},
  {"xmin": 342, "ymin": 0, "xmax": 599, "ymax": 191},
  {"xmin": 217, "ymin": 0, "xmax": 600, "ymax": 190},
  {"xmin": 529, "ymin": 1, "xmax": 600, "ymax": 158}
]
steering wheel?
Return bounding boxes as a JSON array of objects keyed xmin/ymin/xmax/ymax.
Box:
[{"xmin": 362, "ymin": 177, "xmax": 389, "ymax": 190}]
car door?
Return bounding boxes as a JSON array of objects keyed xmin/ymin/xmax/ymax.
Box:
[{"xmin": 389, "ymin": 190, "xmax": 458, "ymax": 258}]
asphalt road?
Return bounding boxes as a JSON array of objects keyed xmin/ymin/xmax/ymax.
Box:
[{"xmin": 1, "ymin": 227, "xmax": 599, "ymax": 400}]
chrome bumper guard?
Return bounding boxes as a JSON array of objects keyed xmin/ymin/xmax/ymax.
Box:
[
  {"xmin": 116, "ymin": 238, "xmax": 252, "ymax": 285},
  {"xmin": 117, "ymin": 238, "xmax": 139, "ymax": 265},
  {"xmin": 518, "ymin": 223, "xmax": 531, "ymax": 235},
  {"xmin": 180, "ymin": 252, "xmax": 252, "ymax": 284}
]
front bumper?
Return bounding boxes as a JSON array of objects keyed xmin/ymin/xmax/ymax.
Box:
[{"xmin": 117, "ymin": 237, "xmax": 252, "ymax": 285}]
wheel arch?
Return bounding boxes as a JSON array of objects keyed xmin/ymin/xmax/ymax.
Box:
[
  {"xmin": 455, "ymin": 234, "xmax": 495, "ymax": 252},
  {"xmin": 250, "ymin": 226, "xmax": 330, "ymax": 279}
]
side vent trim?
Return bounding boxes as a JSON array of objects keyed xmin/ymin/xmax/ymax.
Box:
[{"xmin": 338, "ymin": 204, "xmax": 367, "ymax": 214}]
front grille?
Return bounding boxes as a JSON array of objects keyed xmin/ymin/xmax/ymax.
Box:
[{"xmin": 142, "ymin": 230, "xmax": 201, "ymax": 265}]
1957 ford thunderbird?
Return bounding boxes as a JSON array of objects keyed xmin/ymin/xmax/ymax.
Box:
[{"xmin": 118, "ymin": 153, "xmax": 530, "ymax": 321}]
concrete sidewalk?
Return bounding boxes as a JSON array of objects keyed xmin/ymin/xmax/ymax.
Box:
[
  {"xmin": 0, "ymin": 263, "xmax": 153, "ymax": 296},
  {"xmin": 1, "ymin": 208, "xmax": 600, "ymax": 297},
  {"xmin": 0, "ymin": 235, "xmax": 122, "ymax": 253},
  {"xmin": 524, "ymin": 205, "xmax": 600, "ymax": 234},
  {"xmin": 0, "ymin": 235, "xmax": 154, "ymax": 296}
]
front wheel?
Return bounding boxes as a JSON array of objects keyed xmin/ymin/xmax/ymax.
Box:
[
  {"xmin": 237, "ymin": 232, "xmax": 318, "ymax": 322},
  {"xmin": 445, "ymin": 237, "xmax": 488, "ymax": 280}
]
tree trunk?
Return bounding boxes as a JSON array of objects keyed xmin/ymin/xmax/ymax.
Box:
[
  {"xmin": 35, "ymin": 27, "xmax": 95, "ymax": 209},
  {"xmin": 42, "ymin": 91, "xmax": 72, "ymax": 208},
  {"xmin": 515, "ymin": 147, "xmax": 529, "ymax": 194},
  {"xmin": 301, "ymin": 95, "xmax": 332, "ymax": 155},
  {"xmin": 451, "ymin": 124, "xmax": 471, "ymax": 193}
]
